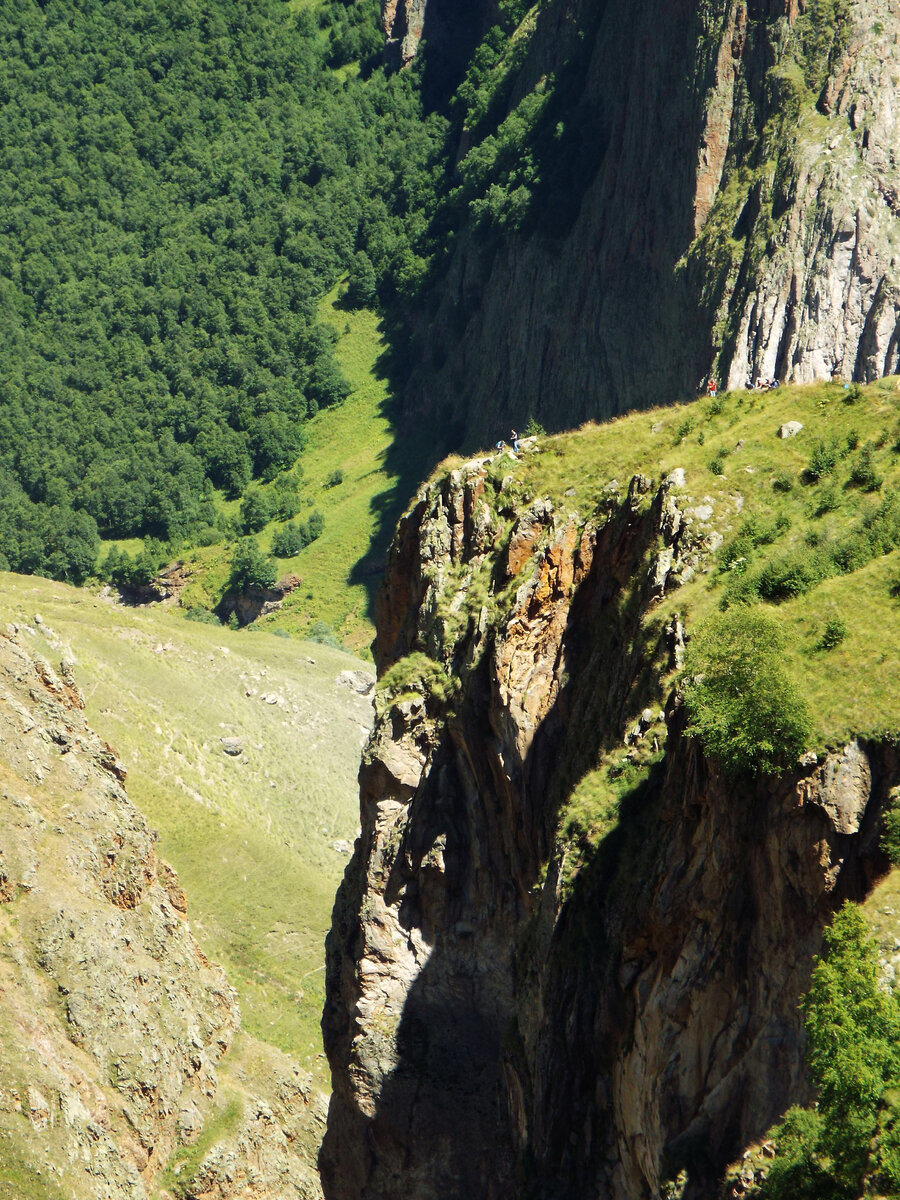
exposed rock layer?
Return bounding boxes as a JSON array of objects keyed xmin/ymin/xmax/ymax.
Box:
[
  {"xmin": 397, "ymin": 0, "xmax": 900, "ymax": 444},
  {"xmin": 322, "ymin": 462, "xmax": 892, "ymax": 1199}
]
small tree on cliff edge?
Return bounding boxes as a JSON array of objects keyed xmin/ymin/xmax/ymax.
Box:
[
  {"xmin": 230, "ymin": 537, "xmax": 277, "ymax": 591},
  {"xmin": 682, "ymin": 608, "xmax": 811, "ymax": 776}
]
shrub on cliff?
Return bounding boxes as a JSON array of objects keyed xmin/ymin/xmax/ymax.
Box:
[
  {"xmin": 230, "ymin": 537, "xmax": 277, "ymax": 591},
  {"xmin": 683, "ymin": 609, "xmax": 811, "ymax": 776},
  {"xmin": 759, "ymin": 903, "xmax": 900, "ymax": 1199}
]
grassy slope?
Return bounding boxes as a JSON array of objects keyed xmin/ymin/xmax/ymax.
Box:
[
  {"xmin": 174, "ymin": 287, "xmax": 432, "ymax": 656},
  {"xmin": 503, "ymin": 377, "xmax": 900, "ymax": 748},
  {"xmin": 0, "ymin": 573, "xmax": 370, "ymax": 1085}
]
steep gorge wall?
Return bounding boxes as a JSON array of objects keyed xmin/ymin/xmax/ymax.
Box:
[
  {"xmin": 322, "ymin": 460, "xmax": 892, "ymax": 1198},
  {"xmin": 397, "ymin": 0, "xmax": 900, "ymax": 444}
]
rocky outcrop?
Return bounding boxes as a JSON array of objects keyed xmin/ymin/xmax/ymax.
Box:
[
  {"xmin": 321, "ymin": 462, "xmax": 892, "ymax": 1199},
  {"xmin": 396, "ymin": 0, "xmax": 900, "ymax": 445},
  {"xmin": 382, "ymin": 0, "xmax": 492, "ymax": 84},
  {"xmin": 217, "ymin": 573, "xmax": 303, "ymax": 627},
  {"xmin": 0, "ymin": 627, "xmax": 322, "ymax": 1199},
  {"xmin": 382, "ymin": 0, "xmax": 427, "ymax": 64}
]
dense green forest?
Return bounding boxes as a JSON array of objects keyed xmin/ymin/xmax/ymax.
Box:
[{"xmin": 0, "ymin": 0, "xmax": 446, "ymax": 581}]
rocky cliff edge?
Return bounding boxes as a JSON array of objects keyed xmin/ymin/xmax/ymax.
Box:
[{"xmin": 321, "ymin": 453, "xmax": 893, "ymax": 1199}]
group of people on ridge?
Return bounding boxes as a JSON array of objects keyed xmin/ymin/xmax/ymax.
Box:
[{"xmin": 706, "ymin": 376, "xmax": 780, "ymax": 396}]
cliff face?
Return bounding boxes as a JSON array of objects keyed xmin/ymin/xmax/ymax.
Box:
[
  {"xmin": 0, "ymin": 624, "xmax": 323, "ymax": 1200},
  {"xmin": 398, "ymin": 0, "xmax": 900, "ymax": 444},
  {"xmin": 321, "ymin": 459, "xmax": 892, "ymax": 1199}
]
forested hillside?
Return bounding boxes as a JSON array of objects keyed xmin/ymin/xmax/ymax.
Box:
[{"xmin": 0, "ymin": 0, "xmax": 446, "ymax": 582}]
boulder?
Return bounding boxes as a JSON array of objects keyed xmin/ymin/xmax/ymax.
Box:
[
  {"xmin": 778, "ymin": 421, "xmax": 803, "ymax": 438},
  {"xmin": 337, "ymin": 670, "xmax": 376, "ymax": 696}
]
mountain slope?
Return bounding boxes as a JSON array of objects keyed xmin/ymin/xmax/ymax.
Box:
[
  {"xmin": 0, "ymin": 624, "xmax": 326, "ymax": 1200},
  {"xmin": 0, "ymin": 574, "xmax": 373, "ymax": 1084}
]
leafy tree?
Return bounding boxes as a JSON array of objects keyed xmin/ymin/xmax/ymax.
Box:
[
  {"xmin": 230, "ymin": 537, "xmax": 277, "ymax": 590},
  {"xmin": 271, "ymin": 509, "xmax": 323, "ymax": 556},
  {"xmin": 760, "ymin": 903, "xmax": 900, "ymax": 1199},
  {"xmin": 270, "ymin": 473, "xmax": 303, "ymax": 521},
  {"xmin": 345, "ymin": 251, "xmax": 377, "ymax": 309},
  {"xmin": 306, "ymin": 509, "xmax": 325, "ymax": 542},
  {"xmin": 683, "ymin": 608, "xmax": 811, "ymax": 776},
  {"xmin": 271, "ymin": 522, "xmax": 308, "ymax": 557},
  {"xmin": 240, "ymin": 486, "xmax": 273, "ymax": 534}
]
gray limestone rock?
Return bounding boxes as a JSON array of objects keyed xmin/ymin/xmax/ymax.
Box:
[{"xmin": 779, "ymin": 421, "xmax": 804, "ymax": 438}]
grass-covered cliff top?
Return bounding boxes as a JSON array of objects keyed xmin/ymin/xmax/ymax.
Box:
[{"xmin": 433, "ymin": 376, "xmax": 900, "ymax": 754}]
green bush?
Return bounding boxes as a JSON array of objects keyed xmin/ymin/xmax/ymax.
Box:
[
  {"xmin": 272, "ymin": 523, "xmax": 304, "ymax": 558},
  {"xmin": 772, "ymin": 471, "xmax": 794, "ymax": 493},
  {"xmin": 674, "ymin": 417, "xmax": 695, "ymax": 444},
  {"xmin": 756, "ymin": 549, "xmax": 827, "ymax": 601},
  {"xmin": 849, "ymin": 443, "xmax": 883, "ymax": 491},
  {"xmin": 683, "ymin": 609, "xmax": 811, "ymax": 776},
  {"xmin": 720, "ymin": 513, "xmax": 792, "ymax": 572},
  {"xmin": 306, "ymin": 510, "xmax": 325, "ymax": 542},
  {"xmin": 193, "ymin": 525, "xmax": 223, "ymax": 547},
  {"xmin": 270, "ymin": 473, "xmax": 303, "ymax": 521},
  {"xmin": 183, "ymin": 606, "xmax": 220, "ymax": 625},
  {"xmin": 830, "ymin": 492, "xmax": 900, "ymax": 574},
  {"xmin": 271, "ymin": 511, "xmax": 323, "ymax": 558},
  {"xmin": 102, "ymin": 540, "xmax": 167, "ymax": 589},
  {"xmin": 816, "ymin": 615, "xmax": 847, "ymax": 650},
  {"xmin": 307, "ymin": 620, "xmax": 342, "ymax": 649},
  {"xmin": 757, "ymin": 903, "xmax": 900, "ymax": 1199},
  {"xmin": 805, "ymin": 437, "xmax": 839, "ymax": 481},
  {"xmin": 812, "ymin": 482, "xmax": 839, "ymax": 516},
  {"xmin": 843, "ymin": 380, "xmax": 863, "ymax": 403},
  {"xmin": 881, "ymin": 789, "xmax": 900, "ymax": 865},
  {"xmin": 325, "ymin": 469, "xmax": 344, "ymax": 489},
  {"xmin": 230, "ymin": 537, "xmax": 277, "ymax": 591}
]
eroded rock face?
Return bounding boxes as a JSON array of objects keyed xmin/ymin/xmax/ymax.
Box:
[
  {"xmin": 0, "ymin": 629, "xmax": 323, "ymax": 1200},
  {"xmin": 396, "ymin": 0, "xmax": 900, "ymax": 444},
  {"xmin": 321, "ymin": 466, "xmax": 893, "ymax": 1199}
]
